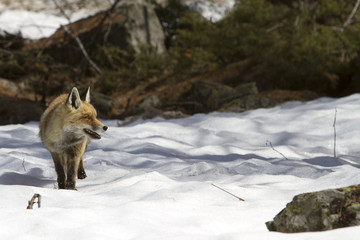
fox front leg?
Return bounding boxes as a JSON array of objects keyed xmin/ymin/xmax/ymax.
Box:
[
  {"xmin": 77, "ymin": 156, "xmax": 87, "ymax": 179},
  {"xmin": 65, "ymin": 156, "xmax": 81, "ymax": 190},
  {"xmin": 51, "ymin": 152, "xmax": 66, "ymax": 189},
  {"xmin": 66, "ymin": 142, "xmax": 88, "ymax": 190},
  {"xmin": 65, "ymin": 146, "xmax": 84, "ymax": 190}
]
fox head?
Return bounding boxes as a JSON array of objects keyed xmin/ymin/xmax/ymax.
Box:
[{"xmin": 65, "ymin": 87, "xmax": 108, "ymax": 140}]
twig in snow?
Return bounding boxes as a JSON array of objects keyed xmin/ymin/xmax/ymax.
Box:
[
  {"xmin": 333, "ymin": 108, "xmax": 337, "ymax": 159},
  {"xmin": 22, "ymin": 158, "xmax": 26, "ymax": 172},
  {"xmin": 26, "ymin": 193, "xmax": 41, "ymax": 209},
  {"xmin": 266, "ymin": 140, "xmax": 289, "ymax": 160},
  {"xmin": 211, "ymin": 183, "xmax": 245, "ymax": 201}
]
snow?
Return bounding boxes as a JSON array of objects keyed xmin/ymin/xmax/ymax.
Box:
[
  {"xmin": 1, "ymin": 94, "xmax": 360, "ymax": 239},
  {"xmin": 0, "ymin": 9, "xmax": 68, "ymax": 39},
  {"xmin": 0, "ymin": 0, "xmax": 236, "ymax": 39},
  {"xmin": 0, "ymin": 1, "xmax": 101, "ymax": 39},
  {"xmin": 186, "ymin": 0, "xmax": 236, "ymax": 22},
  {"xmin": 0, "ymin": 0, "xmax": 359, "ymax": 238}
]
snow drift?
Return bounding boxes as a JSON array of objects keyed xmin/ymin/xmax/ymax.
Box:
[{"xmin": 1, "ymin": 95, "xmax": 360, "ymax": 239}]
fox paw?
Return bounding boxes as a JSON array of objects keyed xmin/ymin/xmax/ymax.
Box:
[
  {"xmin": 65, "ymin": 181, "xmax": 76, "ymax": 190},
  {"xmin": 77, "ymin": 171, "xmax": 87, "ymax": 179}
]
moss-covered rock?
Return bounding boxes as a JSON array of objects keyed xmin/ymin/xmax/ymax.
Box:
[{"xmin": 266, "ymin": 184, "xmax": 360, "ymax": 233}]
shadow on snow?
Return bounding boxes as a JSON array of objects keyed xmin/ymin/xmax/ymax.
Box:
[{"xmin": 0, "ymin": 168, "xmax": 54, "ymax": 187}]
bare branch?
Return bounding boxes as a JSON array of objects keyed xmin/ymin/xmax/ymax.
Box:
[
  {"xmin": 344, "ymin": 0, "xmax": 360, "ymax": 28},
  {"xmin": 294, "ymin": 15, "xmax": 300, "ymax": 30},
  {"xmin": 94, "ymin": 0, "xmax": 122, "ymax": 31},
  {"xmin": 331, "ymin": 26, "xmax": 345, "ymax": 32},
  {"xmin": 61, "ymin": 25, "xmax": 102, "ymax": 75},
  {"xmin": 103, "ymin": 20, "xmax": 113, "ymax": 45},
  {"xmin": 266, "ymin": 23, "xmax": 284, "ymax": 33},
  {"xmin": 53, "ymin": 0, "xmax": 103, "ymax": 75},
  {"xmin": 52, "ymin": 0, "xmax": 71, "ymax": 22}
]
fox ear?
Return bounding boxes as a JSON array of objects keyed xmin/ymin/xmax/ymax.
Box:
[
  {"xmin": 67, "ymin": 87, "xmax": 82, "ymax": 109},
  {"xmin": 85, "ymin": 86, "xmax": 90, "ymax": 103}
]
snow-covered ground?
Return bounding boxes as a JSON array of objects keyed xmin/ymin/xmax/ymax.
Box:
[
  {"xmin": 1, "ymin": 95, "xmax": 360, "ymax": 239},
  {"xmin": 0, "ymin": 0, "xmax": 235, "ymax": 39},
  {"xmin": 0, "ymin": 0, "xmax": 112, "ymax": 39}
]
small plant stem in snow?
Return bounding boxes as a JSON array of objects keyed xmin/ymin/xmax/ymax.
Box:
[
  {"xmin": 211, "ymin": 183, "xmax": 245, "ymax": 201},
  {"xmin": 333, "ymin": 108, "xmax": 337, "ymax": 159},
  {"xmin": 266, "ymin": 140, "xmax": 289, "ymax": 160},
  {"xmin": 22, "ymin": 158, "xmax": 26, "ymax": 172},
  {"xmin": 26, "ymin": 193, "xmax": 41, "ymax": 209}
]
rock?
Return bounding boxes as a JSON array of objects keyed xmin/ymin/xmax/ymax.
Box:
[
  {"xmin": 190, "ymin": 80, "xmax": 244, "ymax": 111},
  {"xmin": 138, "ymin": 95, "xmax": 161, "ymax": 111},
  {"xmin": 266, "ymin": 184, "xmax": 360, "ymax": 233},
  {"xmin": 120, "ymin": 95, "xmax": 189, "ymax": 122},
  {"xmin": 123, "ymin": 1, "xmax": 166, "ymax": 55},
  {"xmin": 25, "ymin": 0, "xmax": 166, "ymax": 65},
  {"xmin": 0, "ymin": 96, "xmax": 43, "ymax": 124},
  {"xmin": 160, "ymin": 110, "xmax": 189, "ymax": 119},
  {"xmin": 221, "ymin": 95, "xmax": 272, "ymax": 112},
  {"xmin": 126, "ymin": 95, "xmax": 162, "ymax": 117},
  {"xmin": 189, "ymin": 80, "xmax": 272, "ymax": 112},
  {"xmin": 0, "ymin": 78, "xmax": 20, "ymax": 96}
]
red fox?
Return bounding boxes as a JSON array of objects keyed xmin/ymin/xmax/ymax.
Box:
[{"xmin": 39, "ymin": 87, "xmax": 108, "ymax": 190}]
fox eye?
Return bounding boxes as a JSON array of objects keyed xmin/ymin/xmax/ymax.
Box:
[{"xmin": 85, "ymin": 116, "xmax": 92, "ymax": 120}]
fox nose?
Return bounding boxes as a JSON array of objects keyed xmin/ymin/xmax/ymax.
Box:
[{"xmin": 103, "ymin": 126, "xmax": 108, "ymax": 131}]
